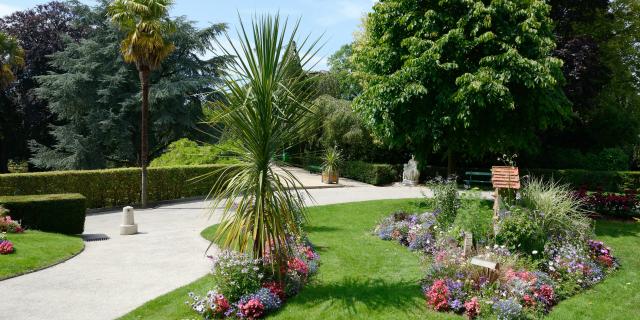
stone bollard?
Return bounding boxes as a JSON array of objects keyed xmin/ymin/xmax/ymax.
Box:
[{"xmin": 120, "ymin": 206, "xmax": 138, "ymax": 235}]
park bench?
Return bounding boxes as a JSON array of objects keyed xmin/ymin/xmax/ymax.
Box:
[
  {"xmin": 464, "ymin": 171, "xmax": 492, "ymax": 187},
  {"xmin": 306, "ymin": 165, "xmax": 322, "ymax": 174}
]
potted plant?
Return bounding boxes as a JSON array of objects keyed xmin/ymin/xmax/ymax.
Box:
[{"xmin": 322, "ymin": 147, "xmax": 343, "ymax": 184}]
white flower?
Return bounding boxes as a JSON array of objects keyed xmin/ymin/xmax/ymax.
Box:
[{"xmin": 532, "ymin": 250, "xmax": 538, "ymax": 255}]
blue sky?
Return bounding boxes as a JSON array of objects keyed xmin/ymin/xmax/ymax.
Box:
[{"xmin": 0, "ymin": 0, "xmax": 375, "ymax": 70}]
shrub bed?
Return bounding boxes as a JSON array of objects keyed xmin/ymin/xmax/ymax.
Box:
[
  {"xmin": 0, "ymin": 164, "xmax": 226, "ymax": 208},
  {"xmin": 373, "ymin": 179, "xmax": 618, "ymax": 319},
  {"xmin": 574, "ymin": 188, "xmax": 640, "ymax": 218},
  {"xmin": 0, "ymin": 194, "xmax": 86, "ymax": 234},
  {"xmin": 341, "ymin": 161, "xmax": 400, "ymax": 185},
  {"xmin": 187, "ymin": 237, "xmax": 319, "ymax": 319}
]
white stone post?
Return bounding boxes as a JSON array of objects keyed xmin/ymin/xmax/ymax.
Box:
[{"xmin": 120, "ymin": 206, "xmax": 138, "ymax": 235}]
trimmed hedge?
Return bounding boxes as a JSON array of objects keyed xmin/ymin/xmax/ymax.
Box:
[
  {"xmin": 0, "ymin": 193, "xmax": 86, "ymax": 234},
  {"xmin": 0, "ymin": 165, "xmax": 226, "ymax": 209},
  {"xmin": 420, "ymin": 165, "xmax": 640, "ymax": 192},
  {"xmin": 342, "ymin": 161, "xmax": 401, "ymax": 186}
]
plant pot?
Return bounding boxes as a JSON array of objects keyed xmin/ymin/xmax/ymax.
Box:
[{"xmin": 322, "ymin": 170, "xmax": 339, "ymax": 184}]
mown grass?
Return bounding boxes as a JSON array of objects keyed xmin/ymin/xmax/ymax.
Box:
[
  {"xmin": 0, "ymin": 230, "xmax": 84, "ymax": 280},
  {"xmin": 119, "ymin": 199, "xmax": 640, "ymax": 320}
]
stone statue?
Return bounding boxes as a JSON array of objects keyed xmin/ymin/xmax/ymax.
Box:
[{"xmin": 402, "ymin": 156, "xmax": 419, "ymax": 186}]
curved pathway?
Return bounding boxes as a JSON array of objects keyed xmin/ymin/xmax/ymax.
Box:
[{"xmin": 0, "ymin": 183, "xmax": 433, "ymax": 320}]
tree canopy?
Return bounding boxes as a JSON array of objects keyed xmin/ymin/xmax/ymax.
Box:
[
  {"xmin": 352, "ymin": 0, "xmax": 571, "ymax": 171},
  {"xmin": 31, "ymin": 3, "xmax": 229, "ymax": 170}
]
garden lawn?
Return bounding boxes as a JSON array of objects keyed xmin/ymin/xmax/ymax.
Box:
[
  {"xmin": 119, "ymin": 199, "xmax": 640, "ymax": 320},
  {"xmin": 0, "ymin": 230, "xmax": 84, "ymax": 280}
]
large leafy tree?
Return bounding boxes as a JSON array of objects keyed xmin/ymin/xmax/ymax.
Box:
[
  {"xmin": 0, "ymin": 32, "xmax": 25, "ymax": 172},
  {"xmin": 209, "ymin": 15, "xmax": 320, "ymax": 266},
  {"xmin": 352, "ymin": 0, "xmax": 570, "ymax": 173},
  {"xmin": 0, "ymin": 1, "xmax": 89, "ymax": 172},
  {"xmin": 327, "ymin": 43, "xmax": 362, "ymax": 100},
  {"xmin": 32, "ymin": 4, "xmax": 228, "ymax": 171},
  {"xmin": 108, "ymin": 0, "xmax": 175, "ymax": 207}
]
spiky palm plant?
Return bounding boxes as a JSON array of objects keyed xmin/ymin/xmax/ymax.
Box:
[
  {"xmin": 107, "ymin": 0, "xmax": 175, "ymax": 207},
  {"xmin": 207, "ymin": 15, "xmax": 321, "ymax": 267},
  {"xmin": 0, "ymin": 32, "xmax": 25, "ymax": 89}
]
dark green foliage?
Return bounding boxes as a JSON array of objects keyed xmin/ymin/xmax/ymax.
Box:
[
  {"xmin": 326, "ymin": 44, "xmax": 361, "ymax": 100},
  {"xmin": 31, "ymin": 3, "xmax": 229, "ymax": 170},
  {"xmin": 352, "ymin": 0, "xmax": 570, "ymax": 169},
  {"xmin": 0, "ymin": 165, "xmax": 226, "ymax": 208},
  {"xmin": 341, "ymin": 161, "xmax": 399, "ymax": 186},
  {"xmin": 0, "ymin": 193, "xmax": 86, "ymax": 234},
  {"xmin": 0, "ymin": 1, "xmax": 90, "ymax": 172}
]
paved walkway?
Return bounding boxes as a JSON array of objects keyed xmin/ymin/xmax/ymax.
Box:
[{"xmin": 1, "ymin": 173, "xmax": 434, "ymax": 320}]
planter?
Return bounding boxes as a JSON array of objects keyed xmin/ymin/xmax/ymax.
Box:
[{"xmin": 322, "ymin": 170, "xmax": 339, "ymax": 184}]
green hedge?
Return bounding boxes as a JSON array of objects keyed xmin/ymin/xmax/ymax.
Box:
[
  {"xmin": 0, "ymin": 194, "xmax": 86, "ymax": 234},
  {"xmin": 420, "ymin": 166, "xmax": 640, "ymax": 192},
  {"xmin": 0, "ymin": 165, "xmax": 226, "ymax": 209},
  {"xmin": 341, "ymin": 161, "xmax": 400, "ymax": 186}
]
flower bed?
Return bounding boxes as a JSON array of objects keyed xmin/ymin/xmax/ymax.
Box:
[
  {"xmin": 0, "ymin": 206, "xmax": 24, "ymax": 255},
  {"xmin": 374, "ymin": 179, "xmax": 619, "ymax": 319},
  {"xmin": 187, "ymin": 237, "xmax": 319, "ymax": 319},
  {"xmin": 574, "ymin": 188, "xmax": 639, "ymax": 218}
]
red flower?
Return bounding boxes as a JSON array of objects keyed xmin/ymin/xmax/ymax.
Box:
[
  {"xmin": 0, "ymin": 240, "xmax": 14, "ymax": 254},
  {"xmin": 263, "ymin": 281, "xmax": 286, "ymax": 301},
  {"xmin": 288, "ymin": 257, "xmax": 309, "ymax": 276},
  {"xmin": 523, "ymin": 294, "xmax": 536, "ymax": 307},
  {"xmin": 425, "ymin": 280, "xmax": 449, "ymax": 311},
  {"xmin": 213, "ymin": 294, "xmax": 229, "ymax": 316},
  {"xmin": 304, "ymin": 246, "xmax": 317, "ymax": 260},
  {"xmin": 239, "ymin": 298, "xmax": 264, "ymax": 319},
  {"xmin": 598, "ymin": 255, "xmax": 614, "ymax": 267}
]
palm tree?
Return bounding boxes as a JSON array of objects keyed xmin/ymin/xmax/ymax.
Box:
[
  {"xmin": 0, "ymin": 32, "xmax": 25, "ymax": 89},
  {"xmin": 107, "ymin": 0, "xmax": 175, "ymax": 207},
  {"xmin": 207, "ymin": 15, "xmax": 321, "ymax": 268}
]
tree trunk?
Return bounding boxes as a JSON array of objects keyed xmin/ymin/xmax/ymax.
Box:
[
  {"xmin": 139, "ymin": 69, "xmax": 150, "ymax": 207},
  {"xmin": 0, "ymin": 136, "xmax": 7, "ymax": 173},
  {"xmin": 447, "ymin": 148, "xmax": 455, "ymax": 177}
]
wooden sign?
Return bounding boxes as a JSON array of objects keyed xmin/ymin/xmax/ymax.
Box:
[
  {"xmin": 471, "ymin": 257, "xmax": 499, "ymax": 270},
  {"xmin": 491, "ymin": 166, "xmax": 520, "ymax": 190},
  {"xmin": 463, "ymin": 232, "xmax": 473, "ymax": 257}
]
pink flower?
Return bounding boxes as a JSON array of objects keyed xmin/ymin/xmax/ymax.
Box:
[
  {"xmin": 213, "ymin": 294, "xmax": 229, "ymax": 316},
  {"xmin": 288, "ymin": 257, "xmax": 309, "ymax": 276},
  {"xmin": 239, "ymin": 298, "xmax": 264, "ymax": 319},
  {"xmin": 263, "ymin": 281, "xmax": 286, "ymax": 301},
  {"xmin": 464, "ymin": 297, "xmax": 480, "ymax": 319},
  {"xmin": 0, "ymin": 240, "xmax": 14, "ymax": 254},
  {"xmin": 425, "ymin": 279, "xmax": 449, "ymax": 311}
]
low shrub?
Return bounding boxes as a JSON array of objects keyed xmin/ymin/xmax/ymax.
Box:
[
  {"xmin": 428, "ymin": 176, "xmax": 460, "ymax": 229},
  {"xmin": 0, "ymin": 233, "xmax": 14, "ymax": 255},
  {"xmin": 0, "ymin": 194, "xmax": 86, "ymax": 234},
  {"xmin": 341, "ymin": 161, "xmax": 400, "ymax": 185},
  {"xmin": 187, "ymin": 237, "xmax": 320, "ymax": 319},
  {"xmin": 0, "ymin": 164, "xmax": 227, "ymax": 208}
]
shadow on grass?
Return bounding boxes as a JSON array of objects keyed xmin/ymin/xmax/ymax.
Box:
[
  {"xmin": 305, "ymin": 225, "xmax": 341, "ymax": 233},
  {"xmin": 594, "ymin": 220, "xmax": 640, "ymax": 238},
  {"xmin": 284, "ymin": 276, "xmax": 423, "ymax": 315}
]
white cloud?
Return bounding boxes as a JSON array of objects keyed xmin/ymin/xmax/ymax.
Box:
[{"xmin": 0, "ymin": 4, "xmax": 21, "ymax": 18}]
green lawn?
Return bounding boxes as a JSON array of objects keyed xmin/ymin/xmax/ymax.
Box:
[
  {"xmin": 120, "ymin": 199, "xmax": 640, "ymax": 320},
  {"xmin": 0, "ymin": 230, "xmax": 84, "ymax": 280}
]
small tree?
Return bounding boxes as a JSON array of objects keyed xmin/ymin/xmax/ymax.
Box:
[
  {"xmin": 353, "ymin": 0, "xmax": 571, "ymax": 173},
  {"xmin": 209, "ymin": 15, "xmax": 320, "ymax": 267},
  {"xmin": 108, "ymin": 0, "xmax": 175, "ymax": 207}
]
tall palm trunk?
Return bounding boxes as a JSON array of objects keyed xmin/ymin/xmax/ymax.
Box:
[{"xmin": 139, "ymin": 69, "xmax": 150, "ymax": 207}]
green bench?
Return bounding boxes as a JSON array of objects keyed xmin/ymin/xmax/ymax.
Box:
[
  {"xmin": 464, "ymin": 171, "xmax": 492, "ymax": 187},
  {"xmin": 306, "ymin": 165, "xmax": 322, "ymax": 174}
]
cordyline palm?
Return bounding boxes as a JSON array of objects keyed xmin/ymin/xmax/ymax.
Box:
[
  {"xmin": 0, "ymin": 32, "xmax": 25, "ymax": 89},
  {"xmin": 207, "ymin": 15, "xmax": 321, "ymax": 268},
  {"xmin": 108, "ymin": 0, "xmax": 175, "ymax": 207}
]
